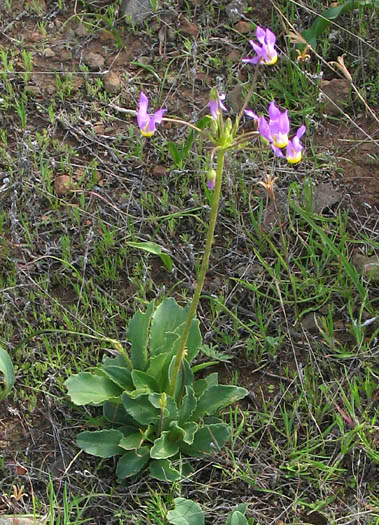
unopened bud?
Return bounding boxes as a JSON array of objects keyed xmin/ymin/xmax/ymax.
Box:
[{"xmin": 207, "ymin": 169, "xmax": 216, "ymax": 190}]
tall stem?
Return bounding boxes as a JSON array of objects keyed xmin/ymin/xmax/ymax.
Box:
[{"xmin": 169, "ymin": 149, "xmax": 226, "ymax": 397}]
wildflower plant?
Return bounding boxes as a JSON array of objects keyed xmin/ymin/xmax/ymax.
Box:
[{"xmin": 65, "ymin": 27, "xmax": 306, "ymax": 481}]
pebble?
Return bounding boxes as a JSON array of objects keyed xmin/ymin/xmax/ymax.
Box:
[
  {"xmin": 103, "ymin": 71, "xmax": 121, "ymax": 94},
  {"xmin": 83, "ymin": 52, "xmax": 105, "ymax": 71},
  {"xmin": 180, "ymin": 20, "xmax": 199, "ymax": 38},
  {"xmin": 320, "ymin": 79, "xmax": 350, "ymax": 115},
  {"xmin": 54, "ymin": 175, "xmax": 74, "ymax": 196},
  {"xmin": 120, "ymin": 0, "xmax": 153, "ymax": 25},
  {"xmin": 234, "ymin": 21, "xmax": 251, "ymax": 34},
  {"xmin": 44, "ymin": 47, "xmax": 56, "ymax": 58}
]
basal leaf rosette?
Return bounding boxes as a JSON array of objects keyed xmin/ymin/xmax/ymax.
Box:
[{"xmin": 65, "ymin": 298, "xmax": 248, "ymax": 481}]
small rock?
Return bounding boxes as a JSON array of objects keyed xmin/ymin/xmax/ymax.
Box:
[
  {"xmin": 63, "ymin": 27, "xmax": 76, "ymax": 42},
  {"xmin": 320, "ymin": 78, "xmax": 350, "ymax": 115},
  {"xmin": 352, "ymin": 254, "xmax": 379, "ymax": 281},
  {"xmin": 120, "ymin": 0, "xmax": 153, "ymax": 25},
  {"xmin": 93, "ymin": 122, "xmax": 105, "ymax": 135},
  {"xmin": 75, "ymin": 22, "xmax": 88, "ymax": 37},
  {"xmin": 54, "ymin": 175, "xmax": 74, "ymax": 196},
  {"xmin": 234, "ymin": 21, "xmax": 251, "ymax": 34},
  {"xmin": 167, "ymin": 28, "xmax": 176, "ymax": 42},
  {"xmin": 300, "ymin": 312, "xmax": 321, "ymax": 333},
  {"xmin": 44, "ymin": 47, "xmax": 56, "ymax": 58},
  {"xmin": 83, "ymin": 51, "xmax": 105, "ymax": 71},
  {"xmin": 152, "ymin": 165, "xmax": 167, "ymax": 177},
  {"xmin": 103, "ymin": 71, "xmax": 121, "ymax": 94},
  {"xmin": 46, "ymin": 84, "xmax": 56, "ymax": 95},
  {"xmin": 180, "ymin": 19, "xmax": 199, "ymax": 38},
  {"xmin": 138, "ymin": 55, "xmax": 152, "ymax": 66},
  {"xmin": 30, "ymin": 31, "xmax": 41, "ymax": 42},
  {"xmin": 57, "ymin": 48, "xmax": 72, "ymax": 62},
  {"xmin": 98, "ymin": 30, "xmax": 116, "ymax": 43},
  {"xmin": 312, "ymin": 182, "xmax": 342, "ymax": 213},
  {"xmin": 226, "ymin": 49, "xmax": 241, "ymax": 63},
  {"xmin": 26, "ymin": 85, "xmax": 41, "ymax": 96},
  {"xmin": 225, "ymin": 0, "xmax": 248, "ymax": 23}
]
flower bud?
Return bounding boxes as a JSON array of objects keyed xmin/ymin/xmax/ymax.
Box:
[{"xmin": 207, "ymin": 169, "xmax": 217, "ymax": 190}]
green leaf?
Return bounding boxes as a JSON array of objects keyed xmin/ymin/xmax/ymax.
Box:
[
  {"xmin": 194, "ymin": 385, "xmax": 248, "ymax": 419},
  {"xmin": 300, "ymin": 0, "xmax": 377, "ymax": 49},
  {"xmin": 167, "ymin": 497, "xmax": 204, "ymax": 525},
  {"xmin": 147, "ymin": 353, "xmax": 170, "ymax": 382},
  {"xmin": 100, "ymin": 365, "xmax": 134, "ymax": 391},
  {"xmin": 178, "ymin": 386, "xmax": 197, "ymax": 425},
  {"xmin": 182, "ymin": 319, "xmax": 202, "ymax": 363},
  {"xmin": 149, "ymin": 459, "xmax": 181, "ymax": 482},
  {"xmin": 226, "ymin": 504, "xmax": 248, "ymax": 525},
  {"xmin": 150, "ymin": 422, "xmax": 185, "ymax": 459},
  {"xmin": 191, "ymin": 361, "xmax": 218, "ymax": 374},
  {"xmin": 103, "ymin": 400, "xmax": 137, "ymax": 425},
  {"xmin": 168, "ymin": 141, "xmax": 183, "ymax": 165},
  {"xmin": 127, "ymin": 302, "xmax": 154, "ymax": 371},
  {"xmin": 119, "ymin": 431, "xmax": 144, "ymax": 450},
  {"xmin": 182, "ymin": 129, "xmax": 195, "ymax": 158},
  {"xmin": 116, "ymin": 446, "xmax": 150, "ymax": 479},
  {"xmin": 65, "ymin": 372, "xmax": 122, "ymax": 405},
  {"xmin": 122, "ymin": 392, "xmax": 160, "ymax": 425},
  {"xmin": 77, "ymin": 429, "xmax": 123, "ymax": 458},
  {"xmin": 127, "ymin": 241, "xmax": 173, "ymax": 272},
  {"xmin": 169, "ymin": 357, "xmax": 194, "ymax": 400},
  {"xmin": 150, "ymin": 298, "xmax": 188, "ymax": 355},
  {"xmin": 0, "ymin": 347, "xmax": 15, "ymax": 401},
  {"xmin": 182, "ymin": 421, "xmax": 198, "ymax": 445},
  {"xmin": 131, "ymin": 369, "xmax": 160, "ymax": 392},
  {"xmin": 227, "ymin": 511, "xmax": 248, "ymax": 525},
  {"xmin": 180, "ymin": 423, "xmax": 230, "ymax": 457},
  {"xmin": 149, "ymin": 299, "xmax": 202, "ymax": 363},
  {"xmin": 193, "ymin": 372, "xmax": 218, "ymax": 398},
  {"xmin": 102, "ymin": 354, "xmax": 129, "ymax": 368}
]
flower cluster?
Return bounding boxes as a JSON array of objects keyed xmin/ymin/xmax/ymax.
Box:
[
  {"xmin": 246, "ymin": 102, "xmax": 306, "ymax": 164},
  {"xmin": 136, "ymin": 26, "xmax": 306, "ymax": 176}
]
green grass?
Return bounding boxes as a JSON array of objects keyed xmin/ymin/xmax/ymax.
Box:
[{"xmin": 0, "ymin": 0, "xmax": 377, "ymax": 523}]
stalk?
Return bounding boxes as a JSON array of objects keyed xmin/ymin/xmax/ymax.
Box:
[{"xmin": 168, "ymin": 149, "xmax": 226, "ymax": 397}]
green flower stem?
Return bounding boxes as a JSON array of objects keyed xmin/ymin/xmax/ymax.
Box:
[{"xmin": 169, "ymin": 149, "xmax": 226, "ymax": 397}]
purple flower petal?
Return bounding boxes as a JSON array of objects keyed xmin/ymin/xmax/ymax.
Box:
[
  {"xmin": 268, "ymin": 101, "xmax": 281, "ymax": 121},
  {"xmin": 258, "ymin": 116, "xmax": 272, "ymax": 143},
  {"xmin": 296, "ymin": 124, "xmax": 306, "ymax": 139},
  {"xmin": 272, "ymin": 144, "xmax": 285, "ymax": 158},
  {"xmin": 137, "ymin": 91, "xmax": 149, "ymax": 130},
  {"xmin": 147, "ymin": 108, "xmax": 167, "ymax": 133},
  {"xmin": 245, "ymin": 109, "xmax": 258, "ymax": 120},
  {"xmin": 255, "ymin": 26, "xmax": 266, "ymax": 45}
]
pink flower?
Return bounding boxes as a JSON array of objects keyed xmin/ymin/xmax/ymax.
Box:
[
  {"xmin": 268, "ymin": 101, "xmax": 290, "ymax": 148},
  {"xmin": 208, "ymin": 91, "xmax": 227, "ymax": 120},
  {"xmin": 286, "ymin": 125, "xmax": 306, "ymax": 164},
  {"xmin": 137, "ymin": 92, "xmax": 166, "ymax": 137},
  {"xmin": 242, "ymin": 27, "xmax": 278, "ymax": 66},
  {"xmin": 245, "ymin": 103, "xmax": 306, "ymax": 163}
]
